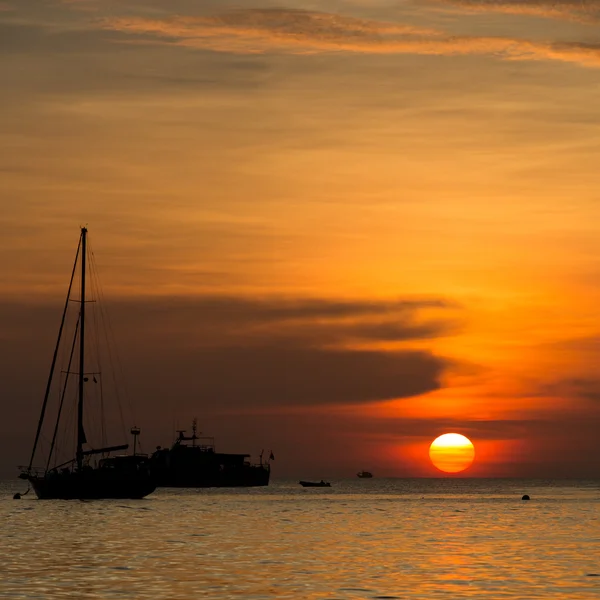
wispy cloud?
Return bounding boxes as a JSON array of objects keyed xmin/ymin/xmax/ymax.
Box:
[
  {"xmin": 99, "ymin": 8, "xmax": 600, "ymax": 68},
  {"xmin": 76, "ymin": 294, "xmax": 460, "ymax": 347},
  {"xmin": 100, "ymin": 9, "xmax": 440, "ymax": 54},
  {"xmin": 436, "ymin": 1, "xmax": 600, "ymax": 23}
]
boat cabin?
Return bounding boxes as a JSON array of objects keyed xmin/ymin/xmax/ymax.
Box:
[{"xmin": 98, "ymin": 454, "xmax": 150, "ymax": 473}]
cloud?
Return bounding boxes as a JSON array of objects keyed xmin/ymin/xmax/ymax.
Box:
[
  {"xmin": 100, "ymin": 9, "xmax": 440, "ymax": 54},
  {"xmin": 436, "ymin": 1, "xmax": 600, "ymax": 23},
  {"xmin": 156, "ymin": 295, "xmax": 451, "ymax": 324},
  {"xmin": 541, "ymin": 377, "xmax": 600, "ymax": 403},
  {"xmin": 99, "ymin": 8, "xmax": 600, "ymax": 68},
  {"xmin": 0, "ymin": 294, "xmax": 456, "ymax": 416},
  {"xmin": 98, "ymin": 294, "xmax": 460, "ymax": 347},
  {"xmin": 166, "ymin": 343, "xmax": 447, "ymax": 408},
  {"xmin": 0, "ymin": 294, "xmax": 460, "ymax": 348}
]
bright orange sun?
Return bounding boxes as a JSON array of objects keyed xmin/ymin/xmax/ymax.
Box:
[{"xmin": 429, "ymin": 433, "xmax": 475, "ymax": 473}]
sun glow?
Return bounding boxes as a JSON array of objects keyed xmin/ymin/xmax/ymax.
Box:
[{"xmin": 429, "ymin": 433, "xmax": 475, "ymax": 474}]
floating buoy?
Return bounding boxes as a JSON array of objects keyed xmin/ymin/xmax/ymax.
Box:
[
  {"xmin": 522, "ymin": 494, "xmax": 530, "ymax": 501},
  {"xmin": 13, "ymin": 493, "xmax": 21, "ymax": 500}
]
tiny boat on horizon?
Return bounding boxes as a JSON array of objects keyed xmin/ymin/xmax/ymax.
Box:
[
  {"xmin": 299, "ymin": 480, "xmax": 331, "ymax": 487},
  {"xmin": 357, "ymin": 471, "xmax": 373, "ymax": 478}
]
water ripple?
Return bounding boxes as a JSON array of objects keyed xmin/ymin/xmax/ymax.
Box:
[{"xmin": 1, "ymin": 479, "xmax": 599, "ymax": 599}]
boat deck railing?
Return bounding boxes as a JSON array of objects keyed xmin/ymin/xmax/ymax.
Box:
[{"xmin": 18, "ymin": 466, "xmax": 46, "ymax": 478}]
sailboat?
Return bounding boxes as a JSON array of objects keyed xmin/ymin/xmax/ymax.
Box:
[{"xmin": 19, "ymin": 227, "xmax": 156, "ymax": 499}]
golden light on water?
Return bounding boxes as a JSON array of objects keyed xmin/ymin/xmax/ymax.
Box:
[{"xmin": 429, "ymin": 433, "xmax": 475, "ymax": 474}]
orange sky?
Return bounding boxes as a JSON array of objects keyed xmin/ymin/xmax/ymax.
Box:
[{"xmin": 2, "ymin": 0, "xmax": 600, "ymax": 478}]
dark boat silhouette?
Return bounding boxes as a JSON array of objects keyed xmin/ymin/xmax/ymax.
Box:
[
  {"xmin": 150, "ymin": 420, "xmax": 271, "ymax": 488},
  {"xmin": 357, "ymin": 471, "xmax": 373, "ymax": 478},
  {"xmin": 19, "ymin": 228, "xmax": 156, "ymax": 500},
  {"xmin": 299, "ymin": 480, "xmax": 331, "ymax": 487}
]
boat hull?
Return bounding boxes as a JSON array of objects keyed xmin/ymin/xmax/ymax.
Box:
[
  {"xmin": 153, "ymin": 465, "xmax": 270, "ymax": 488},
  {"xmin": 299, "ymin": 481, "xmax": 331, "ymax": 487},
  {"xmin": 27, "ymin": 471, "xmax": 156, "ymax": 500},
  {"xmin": 150, "ymin": 446, "xmax": 270, "ymax": 488}
]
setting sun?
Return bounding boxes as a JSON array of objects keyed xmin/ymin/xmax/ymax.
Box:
[{"xmin": 429, "ymin": 433, "xmax": 475, "ymax": 474}]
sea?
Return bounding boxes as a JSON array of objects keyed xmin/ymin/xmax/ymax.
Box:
[{"xmin": 1, "ymin": 478, "xmax": 599, "ymax": 599}]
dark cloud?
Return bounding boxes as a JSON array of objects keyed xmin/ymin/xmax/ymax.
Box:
[
  {"xmin": 0, "ymin": 295, "xmax": 456, "ymax": 346},
  {"xmin": 140, "ymin": 295, "xmax": 451, "ymax": 322},
  {"xmin": 358, "ymin": 416, "xmax": 534, "ymax": 439},
  {"xmin": 0, "ymin": 294, "xmax": 456, "ymax": 409},
  {"xmin": 569, "ymin": 378, "xmax": 600, "ymax": 402},
  {"xmin": 541, "ymin": 376, "xmax": 600, "ymax": 402},
  {"xmin": 162, "ymin": 344, "xmax": 447, "ymax": 408},
  {"xmin": 345, "ymin": 319, "xmax": 458, "ymax": 341}
]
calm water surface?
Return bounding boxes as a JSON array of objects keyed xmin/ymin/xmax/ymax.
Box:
[{"xmin": 1, "ymin": 479, "xmax": 599, "ymax": 599}]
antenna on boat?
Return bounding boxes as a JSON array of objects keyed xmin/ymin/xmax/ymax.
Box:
[
  {"xmin": 192, "ymin": 417, "xmax": 198, "ymax": 446},
  {"xmin": 131, "ymin": 426, "xmax": 141, "ymax": 456}
]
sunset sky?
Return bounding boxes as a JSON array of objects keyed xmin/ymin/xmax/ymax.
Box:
[{"xmin": 2, "ymin": 0, "xmax": 600, "ymax": 478}]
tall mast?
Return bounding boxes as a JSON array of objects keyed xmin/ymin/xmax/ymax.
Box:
[{"xmin": 76, "ymin": 227, "xmax": 87, "ymax": 470}]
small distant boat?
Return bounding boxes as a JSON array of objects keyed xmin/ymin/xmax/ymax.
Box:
[
  {"xmin": 357, "ymin": 471, "xmax": 373, "ymax": 478},
  {"xmin": 299, "ymin": 480, "xmax": 331, "ymax": 487}
]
